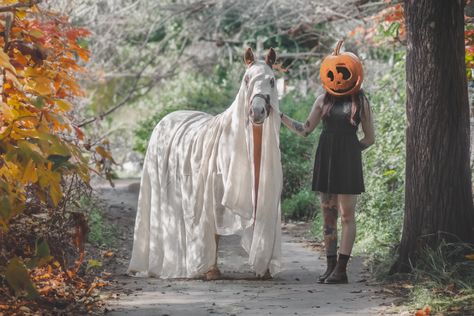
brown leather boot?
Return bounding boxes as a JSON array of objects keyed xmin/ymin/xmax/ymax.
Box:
[
  {"xmin": 317, "ymin": 255, "xmax": 337, "ymax": 284},
  {"xmin": 324, "ymin": 253, "xmax": 349, "ymax": 284}
]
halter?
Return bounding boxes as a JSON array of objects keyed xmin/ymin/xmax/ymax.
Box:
[{"xmin": 250, "ymin": 93, "xmax": 272, "ymax": 122}]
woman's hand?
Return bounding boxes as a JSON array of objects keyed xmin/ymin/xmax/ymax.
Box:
[{"xmin": 280, "ymin": 95, "xmax": 324, "ymax": 137}]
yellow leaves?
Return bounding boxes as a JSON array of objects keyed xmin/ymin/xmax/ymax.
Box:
[
  {"xmin": 22, "ymin": 159, "xmax": 38, "ymax": 183},
  {"xmin": 0, "ymin": 1, "xmax": 92, "ymax": 231},
  {"xmin": 5, "ymin": 69, "xmax": 22, "ymax": 89},
  {"xmin": 28, "ymin": 28, "xmax": 44, "ymax": 39},
  {"xmin": 49, "ymin": 181, "xmax": 63, "ymax": 206},
  {"xmin": 55, "ymin": 99, "xmax": 72, "ymax": 112},
  {"xmin": 49, "ymin": 138, "xmax": 71, "ymax": 157},
  {"xmin": 0, "ymin": 101, "xmax": 15, "ymax": 121},
  {"xmin": 17, "ymin": 140, "xmax": 43, "ymax": 162},
  {"xmin": 0, "ymin": 50, "xmax": 17, "ymax": 75},
  {"xmin": 25, "ymin": 75, "xmax": 54, "ymax": 96},
  {"xmin": 38, "ymin": 170, "xmax": 62, "ymax": 206},
  {"xmin": 86, "ymin": 259, "xmax": 102, "ymax": 272},
  {"xmin": 95, "ymin": 146, "xmax": 115, "ymax": 163},
  {"xmin": 15, "ymin": 9, "xmax": 27, "ymax": 19}
]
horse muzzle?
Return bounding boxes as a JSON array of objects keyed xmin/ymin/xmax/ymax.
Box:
[{"xmin": 250, "ymin": 94, "xmax": 271, "ymax": 125}]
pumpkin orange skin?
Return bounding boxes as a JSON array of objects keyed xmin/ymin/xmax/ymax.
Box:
[{"xmin": 320, "ymin": 40, "xmax": 364, "ymax": 97}]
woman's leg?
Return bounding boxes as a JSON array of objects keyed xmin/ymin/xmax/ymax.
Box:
[
  {"xmin": 317, "ymin": 192, "xmax": 339, "ymax": 283},
  {"xmin": 325, "ymin": 194, "xmax": 357, "ymax": 284},
  {"xmin": 338, "ymin": 194, "xmax": 357, "ymax": 255}
]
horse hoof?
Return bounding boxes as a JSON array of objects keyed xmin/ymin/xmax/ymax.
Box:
[
  {"xmin": 205, "ymin": 267, "xmax": 221, "ymax": 281},
  {"xmin": 259, "ymin": 270, "xmax": 272, "ymax": 280}
]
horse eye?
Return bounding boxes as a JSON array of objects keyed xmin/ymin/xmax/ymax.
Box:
[
  {"xmin": 270, "ymin": 78, "xmax": 275, "ymax": 88},
  {"xmin": 245, "ymin": 75, "xmax": 250, "ymax": 86}
]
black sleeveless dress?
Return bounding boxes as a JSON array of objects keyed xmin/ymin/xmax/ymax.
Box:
[{"xmin": 312, "ymin": 97, "xmax": 364, "ymax": 194}]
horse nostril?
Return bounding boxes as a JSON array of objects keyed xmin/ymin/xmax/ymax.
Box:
[{"xmin": 260, "ymin": 107, "xmax": 265, "ymax": 115}]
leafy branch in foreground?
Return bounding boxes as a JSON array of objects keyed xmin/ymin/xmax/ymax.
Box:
[{"xmin": 0, "ymin": 1, "xmax": 113, "ymax": 311}]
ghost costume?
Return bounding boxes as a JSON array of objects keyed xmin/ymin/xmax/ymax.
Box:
[{"xmin": 128, "ymin": 61, "xmax": 283, "ymax": 278}]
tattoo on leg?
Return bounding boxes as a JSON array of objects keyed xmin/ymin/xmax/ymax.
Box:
[
  {"xmin": 324, "ymin": 205, "xmax": 338, "ymax": 218},
  {"xmin": 320, "ymin": 193, "xmax": 335, "ymax": 205},
  {"xmin": 324, "ymin": 224, "xmax": 335, "ymax": 236},
  {"xmin": 323, "ymin": 204, "xmax": 338, "ymax": 256}
]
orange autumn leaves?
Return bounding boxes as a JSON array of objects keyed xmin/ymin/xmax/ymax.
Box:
[
  {"xmin": 350, "ymin": 1, "xmax": 474, "ymax": 79},
  {"xmin": 415, "ymin": 306, "xmax": 431, "ymax": 316},
  {"xmin": 0, "ymin": 2, "xmax": 90, "ymax": 228}
]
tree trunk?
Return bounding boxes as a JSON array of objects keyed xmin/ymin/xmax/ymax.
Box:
[{"xmin": 392, "ymin": 0, "xmax": 474, "ymax": 273}]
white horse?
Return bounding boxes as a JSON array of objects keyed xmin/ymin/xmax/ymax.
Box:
[{"xmin": 128, "ymin": 48, "xmax": 283, "ymax": 279}]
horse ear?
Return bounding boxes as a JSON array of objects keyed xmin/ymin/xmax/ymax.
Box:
[
  {"xmin": 265, "ymin": 48, "xmax": 276, "ymax": 67},
  {"xmin": 244, "ymin": 47, "xmax": 255, "ymax": 66}
]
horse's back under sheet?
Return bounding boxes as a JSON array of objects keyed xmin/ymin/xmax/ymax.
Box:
[{"xmin": 128, "ymin": 83, "xmax": 283, "ymax": 278}]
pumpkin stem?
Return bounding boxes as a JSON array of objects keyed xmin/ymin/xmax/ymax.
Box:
[{"xmin": 334, "ymin": 39, "xmax": 344, "ymax": 55}]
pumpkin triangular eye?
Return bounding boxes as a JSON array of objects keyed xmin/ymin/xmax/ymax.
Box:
[{"xmin": 336, "ymin": 66, "xmax": 351, "ymax": 80}]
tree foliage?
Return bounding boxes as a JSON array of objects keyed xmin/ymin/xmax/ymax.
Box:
[
  {"xmin": 0, "ymin": 1, "xmax": 91, "ymax": 229},
  {"xmin": 0, "ymin": 2, "xmax": 115, "ymax": 309},
  {"xmin": 353, "ymin": 0, "xmax": 474, "ymax": 78}
]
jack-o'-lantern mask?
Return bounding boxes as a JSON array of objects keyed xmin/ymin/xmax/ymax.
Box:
[{"xmin": 320, "ymin": 40, "xmax": 363, "ymax": 96}]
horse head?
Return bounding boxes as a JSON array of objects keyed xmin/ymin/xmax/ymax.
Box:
[{"xmin": 243, "ymin": 47, "xmax": 277, "ymax": 125}]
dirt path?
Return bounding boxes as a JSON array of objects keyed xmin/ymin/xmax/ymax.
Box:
[{"xmin": 95, "ymin": 179, "xmax": 395, "ymax": 316}]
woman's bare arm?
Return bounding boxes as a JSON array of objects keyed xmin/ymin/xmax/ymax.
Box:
[
  {"xmin": 359, "ymin": 96, "xmax": 375, "ymax": 150},
  {"xmin": 280, "ymin": 94, "xmax": 324, "ymax": 137}
]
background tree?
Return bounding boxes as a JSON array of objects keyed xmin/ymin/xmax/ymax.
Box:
[{"xmin": 391, "ymin": 0, "xmax": 474, "ymax": 273}]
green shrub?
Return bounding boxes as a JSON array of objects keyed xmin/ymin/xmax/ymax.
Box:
[
  {"xmin": 354, "ymin": 50, "xmax": 406, "ymax": 263},
  {"xmin": 279, "ymin": 91, "xmax": 321, "ymax": 220},
  {"xmin": 133, "ymin": 67, "xmax": 238, "ymax": 154},
  {"xmin": 282, "ymin": 189, "xmax": 319, "ymax": 221},
  {"xmin": 79, "ymin": 197, "xmax": 117, "ymax": 248}
]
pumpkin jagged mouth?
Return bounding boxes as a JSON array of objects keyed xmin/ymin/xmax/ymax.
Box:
[{"xmin": 330, "ymin": 83, "xmax": 356, "ymax": 94}]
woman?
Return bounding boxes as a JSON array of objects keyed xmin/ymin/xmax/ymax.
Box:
[{"xmin": 279, "ymin": 40, "xmax": 375, "ymax": 284}]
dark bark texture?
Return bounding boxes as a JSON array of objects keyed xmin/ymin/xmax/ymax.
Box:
[{"xmin": 393, "ymin": 0, "xmax": 474, "ymax": 273}]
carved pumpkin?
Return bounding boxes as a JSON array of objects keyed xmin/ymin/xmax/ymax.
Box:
[{"xmin": 319, "ymin": 40, "xmax": 363, "ymax": 96}]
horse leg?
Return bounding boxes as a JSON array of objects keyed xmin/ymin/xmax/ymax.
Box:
[{"xmin": 205, "ymin": 234, "xmax": 221, "ymax": 280}]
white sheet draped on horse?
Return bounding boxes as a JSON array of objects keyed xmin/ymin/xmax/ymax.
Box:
[{"xmin": 128, "ymin": 60, "xmax": 283, "ymax": 279}]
